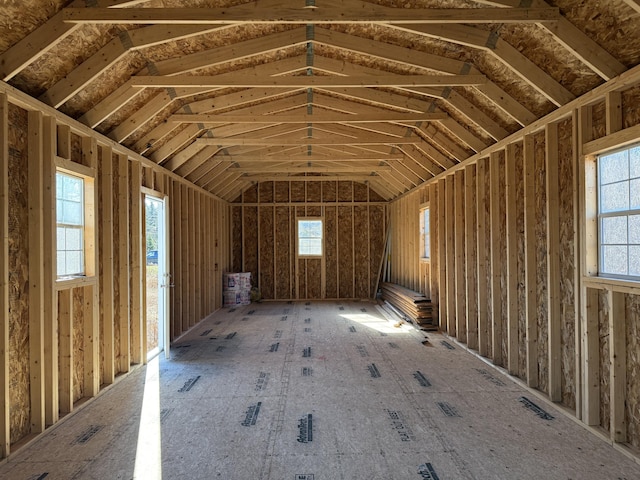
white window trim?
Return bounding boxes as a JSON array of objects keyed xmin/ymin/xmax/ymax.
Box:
[
  {"xmin": 55, "ymin": 164, "xmax": 96, "ymax": 281},
  {"xmin": 595, "ymin": 144, "xmax": 640, "ymax": 281},
  {"xmin": 420, "ymin": 204, "xmax": 430, "ymax": 262},
  {"xmin": 297, "ymin": 217, "xmax": 324, "ymax": 258}
]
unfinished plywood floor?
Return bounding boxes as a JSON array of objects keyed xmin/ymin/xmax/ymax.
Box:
[{"xmin": 3, "ymin": 300, "xmax": 640, "ymax": 479}]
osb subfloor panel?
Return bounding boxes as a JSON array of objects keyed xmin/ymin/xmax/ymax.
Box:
[{"xmin": 3, "ymin": 301, "xmax": 640, "ymax": 480}]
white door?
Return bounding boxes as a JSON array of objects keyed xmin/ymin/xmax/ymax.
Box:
[{"xmin": 145, "ymin": 194, "xmax": 170, "ymax": 360}]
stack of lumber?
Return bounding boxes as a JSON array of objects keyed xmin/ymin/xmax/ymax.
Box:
[{"xmin": 380, "ymin": 283, "xmax": 436, "ymax": 330}]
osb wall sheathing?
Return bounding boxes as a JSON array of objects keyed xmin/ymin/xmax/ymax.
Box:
[
  {"xmin": 307, "ymin": 259, "xmax": 322, "ymax": 299},
  {"xmin": 112, "ymin": 157, "xmax": 122, "ymax": 371},
  {"xmin": 533, "ymin": 131, "xmax": 549, "ymax": 394},
  {"xmin": 627, "ymin": 294, "xmax": 640, "ymax": 450},
  {"xmin": 291, "ymin": 182, "xmax": 305, "ymax": 203},
  {"xmin": 515, "ymin": 144, "xmax": 527, "ymax": 380},
  {"xmin": 232, "ymin": 181, "xmax": 385, "ymax": 300},
  {"xmin": 298, "ymin": 258, "xmax": 307, "ymax": 299},
  {"xmin": 622, "ymin": 84, "xmax": 640, "ymax": 129},
  {"xmin": 243, "ymin": 206, "xmax": 258, "ymax": 287},
  {"xmin": 275, "ymin": 206, "xmax": 291, "ymax": 299},
  {"xmin": 338, "ymin": 181, "xmax": 353, "ymax": 203},
  {"xmin": 483, "ymin": 160, "xmax": 492, "ymax": 357},
  {"xmin": 354, "ymin": 205, "xmax": 370, "ymax": 299},
  {"xmin": 8, "ymin": 104, "xmax": 30, "ymax": 444},
  {"xmin": 497, "ymin": 152, "xmax": 507, "ymax": 366},
  {"xmin": 591, "ymin": 101, "xmax": 607, "ymax": 141},
  {"xmin": 73, "ymin": 288, "xmax": 85, "ymax": 403},
  {"xmin": 369, "ymin": 205, "xmax": 385, "ymax": 297},
  {"xmin": 259, "ymin": 181, "xmax": 273, "ymax": 204},
  {"xmin": 465, "ymin": 169, "xmax": 476, "ymax": 342},
  {"xmin": 458, "ymin": 172, "xmax": 468, "ymax": 344},
  {"xmin": 558, "ymin": 118, "xmax": 577, "ymax": 410},
  {"xmin": 325, "ymin": 206, "xmax": 338, "ymax": 299},
  {"xmin": 70, "ymin": 133, "xmax": 82, "ymax": 165},
  {"xmin": 338, "ymin": 206, "xmax": 354, "ymax": 299},
  {"xmin": 275, "ymin": 182, "xmax": 289, "ymax": 203},
  {"xmin": 307, "ymin": 182, "xmax": 321, "ymax": 204},
  {"xmin": 231, "ymin": 206, "xmax": 242, "ymax": 273},
  {"xmin": 599, "ymin": 290, "xmax": 611, "ymax": 433},
  {"xmin": 97, "ymin": 149, "xmax": 105, "ymax": 385},
  {"xmin": 259, "ymin": 206, "xmax": 274, "ymax": 299}
]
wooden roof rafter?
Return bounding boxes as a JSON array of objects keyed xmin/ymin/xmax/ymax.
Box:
[
  {"xmin": 79, "ymin": 28, "xmax": 310, "ymax": 129},
  {"xmin": 105, "ymin": 40, "xmax": 505, "ymax": 162},
  {"xmin": 154, "ymin": 87, "xmax": 434, "ymax": 167},
  {"xmin": 473, "ymin": 0, "xmax": 626, "ymax": 80},
  {"xmin": 172, "ymin": 112, "xmax": 449, "ymax": 124},
  {"xmin": 135, "ymin": 87, "xmax": 307, "ymax": 154},
  {"xmin": 312, "ymin": 26, "xmax": 535, "ymax": 126},
  {"xmin": 393, "ymin": 23, "xmax": 575, "ymax": 106},
  {"xmin": 308, "ymin": 56, "xmax": 511, "ymax": 141},
  {"xmin": 39, "ymin": 24, "xmax": 234, "ymax": 108},
  {"xmin": 61, "ymin": 5, "xmax": 561, "ymax": 25},
  {"xmin": 109, "ymin": 56, "xmax": 310, "ymax": 142},
  {"xmin": 0, "ymin": 0, "xmax": 150, "ymax": 81},
  {"xmin": 1, "ymin": 0, "xmax": 634, "ymax": 202}
]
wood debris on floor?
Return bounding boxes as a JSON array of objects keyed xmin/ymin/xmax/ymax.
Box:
[{"xmin": 381, "ymin": 282, "xmax": 435, "ymax": 330}]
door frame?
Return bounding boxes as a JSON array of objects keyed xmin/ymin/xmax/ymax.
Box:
[{"xmin": 142, "ymin": 188, "xmax": 170, "ymax": 360}]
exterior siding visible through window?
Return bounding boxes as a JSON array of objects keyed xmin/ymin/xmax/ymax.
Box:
[{"xmin": 597, "ymin": 145, "xmax": 640, "ymax": 279}]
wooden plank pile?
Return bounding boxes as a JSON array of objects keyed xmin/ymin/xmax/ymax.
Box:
[{"xmin": 380, "ymin": 282, "xmax": 436, "ymax": 330}]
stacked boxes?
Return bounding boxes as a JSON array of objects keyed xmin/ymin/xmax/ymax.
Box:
[{"xmin": 223, "ymin": 272, "xmax": 252, "ymax": 307}]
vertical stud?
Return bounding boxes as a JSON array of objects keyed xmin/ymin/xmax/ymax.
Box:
[
  {"xmin": 28, "ymin": 110, "xmax": 45, "ymax": 434},
  {"xmin": 100, "ymin": 146, "xmax": 114, "ymax": 385},
  {"xmin": 476, "ymin": 158, "xmax": 489, "ymax": 358},
  {"xmin": 117, "ymin": 154, "xmax": 130, "ymax": 373},
  {"xmin": 490, "ymin": 151, "xmax": 503, "ymax": 366},
  {"xmin": 523, "ymin": 135, "xmax": 539, "ymax": 388},
  {"xmin": 445, "ymin": 175, "xmax": 456, "ymax": 337},
  {"xmin": 505, "ymin": 143, "xmax": 519, "ymax": 375},
  {"xmin": 465, "ymin": 164, "xmax": 478, "ymax": 350},
  {"xmin": 0, "ymin": 93, "xmax": 10, "ymax": 458},
  {"xmin": 610, "ymin": 291, "xmax": 627, "ymax": 443},
  {"xmin": 546, "ymin": 122, "xmax": 562, "ymax": 402},
  {"xmin": 130, "ymin": 161, "xmax": 143, "ymax": 364},
  {"xmin": 43, "ymin": 116, "xmax": 58, "ymax": 425}
]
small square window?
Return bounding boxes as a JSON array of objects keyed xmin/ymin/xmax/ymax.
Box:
[
  {"xmin": 56, "ymin": 171, "xmax": 86, "ymax": 277},
  {"xmin": 298, "ymin": 219, "xmax": 323, "ymax": 256}
]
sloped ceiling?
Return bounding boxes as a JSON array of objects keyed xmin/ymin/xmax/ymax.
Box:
[{"xmin": 1, "ymin": 0, "xmax": 639, "ymax": 201}]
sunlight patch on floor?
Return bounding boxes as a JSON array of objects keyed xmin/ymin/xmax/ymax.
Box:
[
  {"xmin": 340, "ymin": 312, "xmax": 408, "ymax": 334},
  {"xmin": 133, "ymin": 356, "xmax": 162, "ymax": 480}
]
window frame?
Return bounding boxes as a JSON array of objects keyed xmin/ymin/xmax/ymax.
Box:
[
  {"xmin": 595, "ymin": 143, "xmax": 640, "ymax": 281},
  {"xmin": 420, "ymin": 204, "xmax": 430, "ymax": 261},
  {"xmin": 55, "ymin": 164, "xmax": 96, "ymax": 280},
  {"xmin": 297, "ymin": 217, "xmax": 324, "ymax": 258}
]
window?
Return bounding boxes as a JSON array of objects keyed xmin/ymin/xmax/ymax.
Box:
[
  {"xmin": 420, "ymin": 206, "xmax": 430, "ymax": 260},
  {"xmin": 56, "ymin": 170, "xmax": 93, "ymax": 277},
  {"xmin": 298, "ymin": 219, "xmax": 323, "ymax": 256},
  {"xmin": 597, "ymin": 145, "xmax": 640, "ymax": 279}
]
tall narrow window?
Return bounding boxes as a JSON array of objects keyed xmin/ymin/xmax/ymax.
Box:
[
  {"xmin": 298, "ymin": 219, "xmax": 323, "ymax": 256},
  {"xmin": 56, "ymin": 171, "xmax": 85, "ymax": 277},
  {"xmin": 420, "ymin": 206, "xmax": 430, "ymax": 260},
  {"xmin": 597, "ymin": 145, "xmax": 640, "ymax": 279}
]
